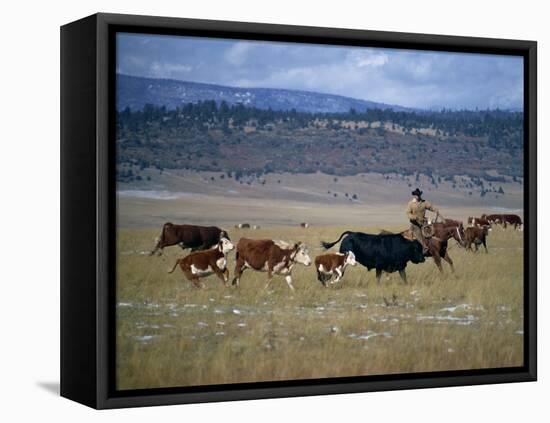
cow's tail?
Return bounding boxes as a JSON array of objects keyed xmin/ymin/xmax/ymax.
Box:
[
  {"xmin": 321, "ymin": 231, "xmax": 353, "ymax": 250},
  {"xmin": 167, "ymin": 258, "xmax": 181, "ymax": 274}
]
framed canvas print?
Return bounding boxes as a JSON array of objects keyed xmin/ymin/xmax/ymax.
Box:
[{"xmin": 60, "ymin": 13, "xmax": 537, "ymax": 409}]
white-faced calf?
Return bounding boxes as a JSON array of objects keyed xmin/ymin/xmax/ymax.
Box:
[
  {"xmin": 314, "ymin": 251, "xmax": 356, "ymax": 286},
  {"xmin": 168, "ymin": 237, "xmax": 234, "ymax": 287}
]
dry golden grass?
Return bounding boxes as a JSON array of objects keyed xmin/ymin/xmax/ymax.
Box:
[{"xmin": 116, "ymin": 225, "xmax": 524, "ymax": 390}]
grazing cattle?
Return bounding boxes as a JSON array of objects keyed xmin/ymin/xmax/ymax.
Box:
[
  {"xmin": 167, "ymin": 238, "xmax": 234, "ymax": 287},
  {"xmin": 321, "ymin": 231, "xmax": 425, "ymax": 284},
  {"xmin": 231, "ymin": 239, "xmax": 312, "ymax": 290},
  {"xmin": 481, "ymin": 214, "xmax": 501, "ymax": 225},
  {"xmin": 481, "ymin": 213, "xmax": 522, "ymax": 229},
  {"xmin": 500, "ymin": 214, "xmax": 523, "ymax": 230},
  {"xmin": 151, "ymin": 223, "xmax": 229, "ymax": 256},
  {"xmin": 252, "ymin": 225, "xmax": 260, "ymax": 230},
  {"xmin": 300, "ymin": 222, "xmax": 310, "ymax": 228},
  {"xmin": 468, "ymin": 216, "xmax": 491, "ymax": 228},
  {"xmin": 460, "ymin": 226, "xmax": 489, "ymax": 253},
  {"xmin": 314, "ymin": 251, "xmax": 357, "ymax": 286},
  {"xmin": 235, "ymin": 223, "xmax": 251, "ymax": 229}
]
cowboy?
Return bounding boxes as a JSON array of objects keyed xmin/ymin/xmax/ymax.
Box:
[{"xmin": 406, "ymin": 188, "xmax": 438, "ymax": 254}]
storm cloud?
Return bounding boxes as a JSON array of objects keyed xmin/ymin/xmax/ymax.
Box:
[{"xmin": 117, "ymin": 33, "xmax": 523, "ymax": 110}]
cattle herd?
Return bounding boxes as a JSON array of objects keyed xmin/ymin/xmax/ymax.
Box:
[{"xmin": 150, "ymin": 213, "xmax": 523, "ymax": 290}]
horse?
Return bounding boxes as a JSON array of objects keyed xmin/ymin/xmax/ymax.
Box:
[{"xmin": 382, "ymin": 223, "xmax": 463, "ymax": 273}]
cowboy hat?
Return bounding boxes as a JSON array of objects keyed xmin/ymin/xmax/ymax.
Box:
[{"xmin": 411, "ymin": 188, "xmax": 423, "ymax": 197}]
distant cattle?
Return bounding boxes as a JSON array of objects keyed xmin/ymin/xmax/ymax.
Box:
[
  {"xmin": 231, "ymin": 239, "xmax": 312, "ymax": 290},
  {"xmin": 460, "ymin": 226, "xmax": 489, "ymax": 253},
  {"xmin": 481, "ymin": 214, "xmax": 502, "ymax": 225},
  {"xmin": 167, "ymin": 238, "xmax": 235, "ymax": 287},
  {"xmin": 501, "ymin": 214, "xmax": 522, "ymax": 229},
  {"xmin": 235, "ymin": 223, "xmax": 251, "ymax": 229},
  {"xmin": 252, "ymin": 225, "xmax": 260, "ymax": 230},
  {"xmin": 314, "ymin": 251, "xmax": 357, "ymax": 286},
  {"xmin": 151, "ymin": 223, "xmax": 229, "ymax": 256},
  {"xmin": 482, "ymin": 213, "xmax": 522, "ymax": 229},
  {"xmin": 300, "ymin": 222, "xmax": 310, "ymax": 228},
  {"xmin": 468, "ymin": 216, "xmax": 491, "ymax": 229},
  {"xmin": 321, "ymin": 231, "xmax": 425, "ymax": 284}
]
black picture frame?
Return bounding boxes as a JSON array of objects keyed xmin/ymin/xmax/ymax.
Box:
[{"xmin": 60, "ymin": 12, "xmax": 537, "ymax": 409}]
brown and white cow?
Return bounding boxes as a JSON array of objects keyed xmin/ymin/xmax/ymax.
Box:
[
  {"xmin": 151, "ymin": 223, "xmax": 229, "ymax": 255},
  {"xmin": 501, "ymin": 214, "xmax": 523, "ymax": 230},
  {"xmin": 468, "ymin": 216, "xmax": 491, "ymax": 229},
  {"xmin": 481, "ymin": 213, "xmax": 522, "ymax": 229},
  {"xmin": 300, "ymin": 222, "xmax": 310, "ymax": 228},
  {"xmin": 231, "ymin": 238, "xmax": 312, "ymax": 291},
  {"xmin": 314, "ymin": 251, "xmax": 356, "ymax": 286},
  {"xmin": 167, "ymin": 237, "xmax": 234, "ymax": 287},
  {"xmin": 481, "ymin": 214, "xmax": 501, "ymax": 225}
]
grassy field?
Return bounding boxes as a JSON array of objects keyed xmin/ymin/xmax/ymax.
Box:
[
  {"xmin": 117, "ymin": 170, "xmax": 524, "ymax": 229},
  {"xmin": 116, "ymin": 224, "xmax": 524, "ymax": 390}
]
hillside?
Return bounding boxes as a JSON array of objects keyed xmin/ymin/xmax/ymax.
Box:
[
  {"xmin": 116, "ymin": 102, "xmax": 524, "ymax": 197},
  {"xmin": 117, "ymin": 74, "xmax": 411, "ymax": 113}
]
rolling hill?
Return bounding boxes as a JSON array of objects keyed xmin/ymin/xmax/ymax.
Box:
[{"xmin": 117, "ymin": 74, "xmax": 412, "ymax": 113}]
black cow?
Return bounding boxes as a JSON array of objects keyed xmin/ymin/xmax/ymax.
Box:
[
  {"xmin": 150, "ymin": 223, "xmax": 229, "ymax": 256},
  {"xmin": 321, "ymin": 231, "xmax": 425, "ymax": 284}
]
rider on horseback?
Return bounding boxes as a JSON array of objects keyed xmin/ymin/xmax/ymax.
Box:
[{"xmin": 406, "ymin": 188, "xmax": 438, "ymax": 255}]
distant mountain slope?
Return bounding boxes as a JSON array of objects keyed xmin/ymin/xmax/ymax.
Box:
[{"xmin": 117, "ymin": 74, "xmax": 412, "ymax": 113}]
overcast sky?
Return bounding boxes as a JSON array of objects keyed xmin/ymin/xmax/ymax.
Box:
[{"xmin": 117, "ymin": 32, "xmax": 523, "ymax": 110}]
